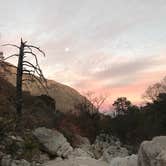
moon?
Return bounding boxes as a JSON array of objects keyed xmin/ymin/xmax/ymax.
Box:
[{"xmin": 65, "ymin": 47, "xmax": 70, "ymax": 52}]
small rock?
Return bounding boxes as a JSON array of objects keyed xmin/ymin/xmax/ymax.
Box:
[
  {"xmin": 9, "ymin": 135, "xmax": 24, "ymax": 142},
  {"xmin": 11, "ymin": 159, "xmax": 30, "ymax": 166},
  {"xmin": 70, "ymin": 148, "xmax": 92, "ymax": 158},
  {"xmin": 38, "ymin": 153, "xmax": 50, "ymax": 163}
]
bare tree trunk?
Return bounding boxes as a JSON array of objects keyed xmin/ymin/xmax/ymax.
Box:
[
  {"xmin": 3, "ymin": 39, "xmax": 47, "ymax": 131},
  {"xmin": 16, "ymin": 39, "xmax": 24, "ymax": 131}
]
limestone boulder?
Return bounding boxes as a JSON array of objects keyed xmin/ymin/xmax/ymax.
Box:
[
  {"xmin": 33, "ymin": 127, "xmax": 73, "ymax": 158},
  {"xmin": 92, "ymin": 133, "xmax": 121, "ymax": 159},
  {"xmin": 102, "ymin": 145, "xmax": 129, "ymax": 163},
  {"xmin": 138, "ymin": 136, "xmax": 166, "ymax": 166}
]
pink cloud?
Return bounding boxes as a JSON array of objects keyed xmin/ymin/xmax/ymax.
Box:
[{"xmin": 73, "ymin": 70, "xmax": 166, "ymax": 111}]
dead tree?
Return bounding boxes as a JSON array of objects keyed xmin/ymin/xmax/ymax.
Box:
[
  {"xmin": 3, "ymin": 38, "xmax": 47, "ymax": 125},
  {"xmin": 85, "ymin": 91, "xmax": 106, "ymax": 112}
]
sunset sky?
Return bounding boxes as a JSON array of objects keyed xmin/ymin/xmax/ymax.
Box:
[{"xmin": 0, "ymin": 0, "xmax": 166, "ymax": 110}]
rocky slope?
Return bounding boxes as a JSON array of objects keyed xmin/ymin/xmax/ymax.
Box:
[
  {"xmin": 0, "ymin": 61, "xmax": 86, "ymax": 113},
  {"xmin": 1, "ymin": 124, "xmax": 166, "ymax": 166},
  {"xmin": 0, "ymin": 77, "xmax": 56, "ymax": 129}
]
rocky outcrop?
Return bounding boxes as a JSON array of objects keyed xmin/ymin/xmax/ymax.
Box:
[
  {"xmin": 0, "ymin": 129, "xmax": 135, "ymax": 166},
  {"xmin": 0, "ymin": 61, "xmax": 86, "ymax": 114},
  {"xmin": 138, "ymin": 136, "xmax": 166, "ymax": 166},
  {"xmin": 74, "ymin": 135, "xmax": 94, "ymax": 157},
  {"xmin": 110, "ymin": 154, "xmax": 138, "ymax": 166},
  {"xmin": 92, "ymin": 133, "xmax": 128, "ymax": 162},
  {"xmin": 33, "ymin": 127, "xmax": 73, "ymax": 158},
  {"xmin": 102, "ymin": 145, "xmax": 129, "ymax": 163},
  {"xmin": 92, "ymin": 133, "xmax": 122, "ymax": 158}
]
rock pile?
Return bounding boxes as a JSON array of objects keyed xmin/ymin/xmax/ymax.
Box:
[
  {"xmin": 1, "ymin": 155, "xmax": 31, "ymax": 166},
  {"xmin": 92, "ymin": 133, "xmax": 128, "ymax": 162},
  {"xmin": 2, "ymin": 126, "xmax": 166, "ymax": 166}
]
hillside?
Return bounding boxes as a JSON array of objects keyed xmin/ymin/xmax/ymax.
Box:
[
  {"xmin": 0, "ymin": 76, "xmax": 57, "ymax": 129},
  {"xmin": 0, "ymin": 62, "xmax": 100, "ymax": 144},
  {"xmin": 0, "ymin": 61, "xmax": 85, "ymax": 113}
]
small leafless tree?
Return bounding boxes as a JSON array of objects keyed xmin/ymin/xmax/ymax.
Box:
[
  {"xmin": 84, "ymin": 91, "xmax": 107, "ymax": 113},
  {"xmin": 2, "ymin": 38, "xmax": 47, "ymax": 127},
  {"xmin": 143, "ymin": 76, "xmax": 166, "ymax": 102}
]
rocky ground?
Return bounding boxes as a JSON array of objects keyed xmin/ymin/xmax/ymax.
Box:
[
  {"xmin": 45, "ymin": 157, "xmax": 108, "ymax": 166},
  {"xmin": 1, "ymin": 126, "xmax": 166, "ymax": 166}
]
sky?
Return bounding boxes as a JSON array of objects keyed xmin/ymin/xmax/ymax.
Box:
[{"xmin": 0, "ymin": 0, "xmax": 166, "ymax": 110}]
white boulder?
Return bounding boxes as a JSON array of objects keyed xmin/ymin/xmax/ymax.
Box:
[
  {"xmin": 138, "ymin": 136, "xmax": 166, "ymax": 166},
  {"xmin": 33, "ymin": 127, "xmax": 73, "ymax": 158},
  {"xmin": 92, "ymin": 133, "xmax": 121, "ymax": 159}
]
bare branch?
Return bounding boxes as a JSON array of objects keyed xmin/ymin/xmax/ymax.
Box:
[
  {"xmin": 23, "ymin": 69, "xmax": 35, "ymax": 74},
  {"xmin": 23, "ymin": 61, "xmax": 45, "ymax": 80},
  {"xmin": 2, "ymin": 44, "xmax": 19, "ymax": 49},
  {"xmin": 25, "ymin": 45, "xmax": 45, "ymax": 56},
  {"xmin": 24, "ymin": 51, "xmax": 40, "ymax": 67},
  {"xmin": 24, "ymin": 46, "xmax": 33, "ymax": 52},
  {"xmin": 23, "ymin": 61, "xmax": 38, "ymax": 70},
  {"xmin": 4, "ymin": 54, "xmax": 19, "ymax": 60},
  {"xmin": 25, "ymin": 72, "xmax": 48, "ymax": 94}
]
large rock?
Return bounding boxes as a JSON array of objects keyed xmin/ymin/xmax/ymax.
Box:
[
  {"xmin": 33, "ymin": 127, "xmax": 73, "ymax": 158},
  {"xmin": 102, "ymin": 145, "xmax": 129, "ymax": 163},
  {"xmin": 92, "ymin": 133, "xmax": 121, "ymax": 159},
  {"xmin": 138, "ymin": 136, "xmax": 166, "ymax": 166},
  {"xmin": 110, "ymin": 154, "xmax": 138, "ymax": 166},
  {"xmin": 92, "ymin": 133, "xmax": 128, "ymax": 162},
  {"xmin": 74, "ymin": 135, "xmax": 94, "ymax": 157}
]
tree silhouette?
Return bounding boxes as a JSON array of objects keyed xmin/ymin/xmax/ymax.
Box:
[
  {"xmin": 113, "ymin": 97, "xmax": 132, "ymax": 115},
  {"xmin": 85, "ymin": 91, "xmax": 106, "ymax": 113},
  {"xmin": 143, "ymin": 76, "xmax": 166, "ymax": 102},
  {"xmin": 2, "ymin": 39, "xmax": 47, "ymax": 128}
]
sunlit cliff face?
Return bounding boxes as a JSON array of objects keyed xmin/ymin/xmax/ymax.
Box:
[{"xmin": 0, "ymin": 0, "xmax": 166, "ymax": 110}]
